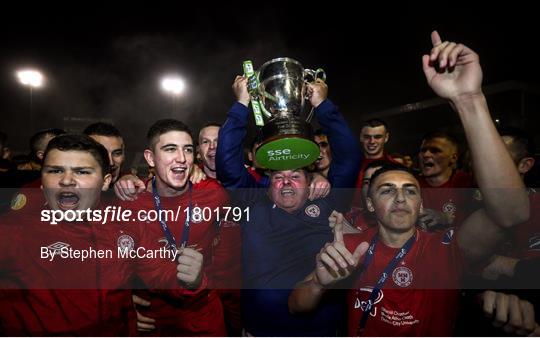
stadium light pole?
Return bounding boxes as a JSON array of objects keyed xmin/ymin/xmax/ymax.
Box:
[
  {"xmin": 161, "ymin": 76, "xmax": 185, "ymax": 116},
  {"xmin": 16, "ymin": 69, "xmax": 44, "ymax": 131}
]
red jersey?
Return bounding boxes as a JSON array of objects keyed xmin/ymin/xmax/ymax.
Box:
[
  {"xmin": 343, "ymin": 227, "xmax": 464, "ymax": 336},
  {"xmin": 0, "ymin": 190, "xmax": 199, "ymax": 335},
  {"xmin": 344, "ymin": 207, "xmax": 377, "ymax": 232},
  {"xmin": 418, "ymin": 170, "xmax": 475, "ymax": 227},
  {"xmin": 21, "ymin": 177, "xmax": 42, "ymax": 189},
  {"xmin": 123, "ymin": 178, "xmax": 230, "ymax": 336},
  {"xmin": 246, "ymin": 166, "xmax": 264, "ymax": 182}
]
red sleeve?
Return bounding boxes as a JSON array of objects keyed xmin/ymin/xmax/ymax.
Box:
[
  {"xmin": 125, "ymin": 195, "xmax": 209, "ymax": 299},
  {"xmin": 0, "ymin": 215, "xmax": 20, "ymax": 273},
  {"xmin": 133, "ymin": 239, "xmax": 210, "ymax": 299},
  {"xmin": 344, "ymin": 232, "xmax": 370, "ymax": 253},
  {"xmin": 196, "ymin": 178, "xmax": 230, "ymax": 206},
  {"xmin": 207, "ymin": 221, "xmax": 242, "ymax": 289},
  {"xmin": 428, "ymin": 228, "xmax": 465, "ymax": 288}
]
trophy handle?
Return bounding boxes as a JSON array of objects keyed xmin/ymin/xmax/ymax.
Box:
[
  {"xmin": 304, "ymin": 68, "xmax": 326, "ymax": 123},
  {"xmin": 304, "ymin": 68, "xmax": 326, "ymax": 83},
  {"xmin": 254, "ymin": 71, "xmax": 277, "ymax": 118}
]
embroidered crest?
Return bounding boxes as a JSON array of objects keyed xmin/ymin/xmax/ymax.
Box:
[
  {"xmin": 191, "ymin": 204, "xmax": 202, "ymax": 224},
  {"xmin": 392, "ymin": 266, "xmax": 413, "ymax": 287},
  {"xmin": 304, "ymin": 204, "xmax": 320, "ymax": 218},
  {"xmin": 442, "ymin": 200, "xmax": 456, "ymax": 224},
  {"xmin": 442, "ymin": 200, "xmax": 456, "ymax": 214},
  {"xmin": 117, "ymin": 234, "xmax": 135, "ymax": 251},
  {"xmin": 10, "ymin": 193, "xmax": 27, "ymax": 211}
]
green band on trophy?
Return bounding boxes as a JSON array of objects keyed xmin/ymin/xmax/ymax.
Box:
[
  {"xmin": 243, "ymin": 60, "xmax": 255, "ymax": 76},
  {"xmin": 256, "ymin": 137, "xmax": 320, "ymax": 170},
  {"xmin": 243, "ymin": 57, "xmax": 325, "ymax": 170},
  {"xmin": 251, "ymin": 101, "xmax": 264, "ymax": 126},
  {"xmin": 243, "ymin": 60, "xmax": 265, "ymax": 126}
]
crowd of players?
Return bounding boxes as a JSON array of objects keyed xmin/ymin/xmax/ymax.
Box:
[{"xmin": 0, "ymin": 31, "xmax": 538, "ymax": 336}]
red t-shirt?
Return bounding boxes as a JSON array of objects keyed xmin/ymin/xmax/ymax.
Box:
[
  {"xmin": 0, "ymin": 189, "xmax": 208, "ymax": 335},
  {"xmin": 345, "ymin": 206, "xmax": 377, "ymax": 232},
  {"xmin": 343, "ymin": 227, "xmax": 464, "ymax": 336},
  {"xmin": 417, "ymin": 170, "xmax": 475, "ymax": 227},
  {"xmin": 0, "ymin": 190, "xmax": 135, "ymax": 335},
  {"xmin": 121, "ymin": 178, "xmax": 230, "ymax": 336}
]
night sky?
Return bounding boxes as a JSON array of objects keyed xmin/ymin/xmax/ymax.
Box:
[{"xmin": 2, "ymin": 4, "xmax": 539, "ymax": 168}]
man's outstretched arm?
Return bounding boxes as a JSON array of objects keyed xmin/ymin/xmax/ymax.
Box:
[
  {"xmin": 421, "ymin": 31, "xmax": 529, "ymax": 261},
  {"xmin": 216, "ymin": 76, "xmax": 268, "ymax": 202}
]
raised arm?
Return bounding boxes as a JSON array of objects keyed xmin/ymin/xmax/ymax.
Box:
[
  {"xmin": 422, "ymin": 31, "xmax": 529, "ymax": 261},
  {"xmin": 309, "ymin": 80, "xmax": 362, "ymax": 189},
  {"xmin": 216, "ymin": 76, "xmax": 268, "ymax": 203}
]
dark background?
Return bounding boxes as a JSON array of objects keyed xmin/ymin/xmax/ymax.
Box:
[{"xmin": 2, "ymin": 3, "xmax": 539, "ymax": 170}]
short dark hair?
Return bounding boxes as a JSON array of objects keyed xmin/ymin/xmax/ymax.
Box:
[
  {"xmin": 314, "ymin": 129, "xmax": 326, "ymax": 137},
  {"xmin": 147, "ymin": 119, "xmax": 193, "ymax": 150},
  {"xmin": 498, "ymin": 126, "xmax": 536, "ymax": 162},
  {"xmin": 198, "ymin": 122, "xmax": 221, "ymax": 144},
  {"xmin": 368, "ymin": 162, "xmax": 413, "ymax": 196},
  {"xmin": 361, "ymin": 119, "xmax": 388, "ymax": 131},
  {"xmin": 43, "ymin": 134, "xmax": 110, "ymax": 177},
  {"xmin": 421, "ymin": 131, "xmax": 460, "ymax": 153},
  {"xmin": 200, "ymin": 122, "xmax": 221, "ymax": 130},
  {"xmin": 365, "ymin": 159, "xmax": 393, "ymax": 172},
  {"xmin": 83, "ymin": 122, "xmax": 122, "ymax": 138},
  {"xmin": 250, "ymin": 134, "xmax": 264, "ymax": 153},
  {"xmin": 390, "ymin": 153, "xmax": 404, "ymax": 160},
  {"xmin": 29, "ymin": 128, "xmax": 67, "ymax": 159}
]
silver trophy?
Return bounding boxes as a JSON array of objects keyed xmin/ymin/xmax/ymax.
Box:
[{"xmin": 243, "ymin": 57, "xmax": 326, "ymax": 170}]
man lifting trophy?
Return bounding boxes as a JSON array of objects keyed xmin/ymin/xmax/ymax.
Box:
[{"xmin": 243, "ymin": 57, "xmax": 325, "ymax": 170}]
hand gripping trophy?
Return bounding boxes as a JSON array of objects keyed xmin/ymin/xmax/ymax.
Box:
[{"xmin": 243, "ymin": 58, "xmax": 326, "ymax": 170}]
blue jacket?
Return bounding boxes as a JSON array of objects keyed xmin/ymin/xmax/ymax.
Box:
[{"xmin": 216, "ymin": 99, "xmax": 362, "ymax": 336}]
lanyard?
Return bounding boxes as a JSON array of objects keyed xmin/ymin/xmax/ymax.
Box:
[
  {"xmin": 357, "ymin": 231, "xmax": 416, "ymax": 333},
  {"xmin": 151, "ymin": 177, "xmax": 192, "ymax": 253}
]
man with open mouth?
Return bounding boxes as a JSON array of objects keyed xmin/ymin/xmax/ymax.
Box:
[
  {"xmin": 0, "ymin": 134, "xmax": 207, "ymax": 335},
  {"xmin": 313, "ymin": 129, "xmax": 332, "ymax": 178},
  {"xmin": 416, "ymin": 130, "xmax": 475, "ymax": 229},
  {"xmin": 117, "ymin": 119, "xmax": 232, "ymax": 336},
  {"xmin": 216, "ymin": 75, "xmax": 362, "ymax": 336},
  {"xmin": 84, "ymin": 122, "xmax": 126, "ymax": 187},
  {"xmin": 289, "ymin": 30, "xmax": 531, "ymax": 337}
]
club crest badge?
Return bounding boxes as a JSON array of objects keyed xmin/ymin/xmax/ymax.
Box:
[
  {"xmin": 442, "ymin": 200, "xmax": 456, "ymax": 214},
  {"xmin": 190, "ymin": 204, "xmax": 202, "ymax": 224},
  {"xmin": 392, "ymin": 266, "xmax": 413, "ymax": 287},
  {"xmin": 117, "ymin": 234, "xmax": 135, "ymax": 251},
  {"xmin": 305, "ymin": 204, "xmax": 320, "ymax": 218},
  {"xmin": 10, "ymin": 193, "xmax": 27, "ymax": 211}
]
